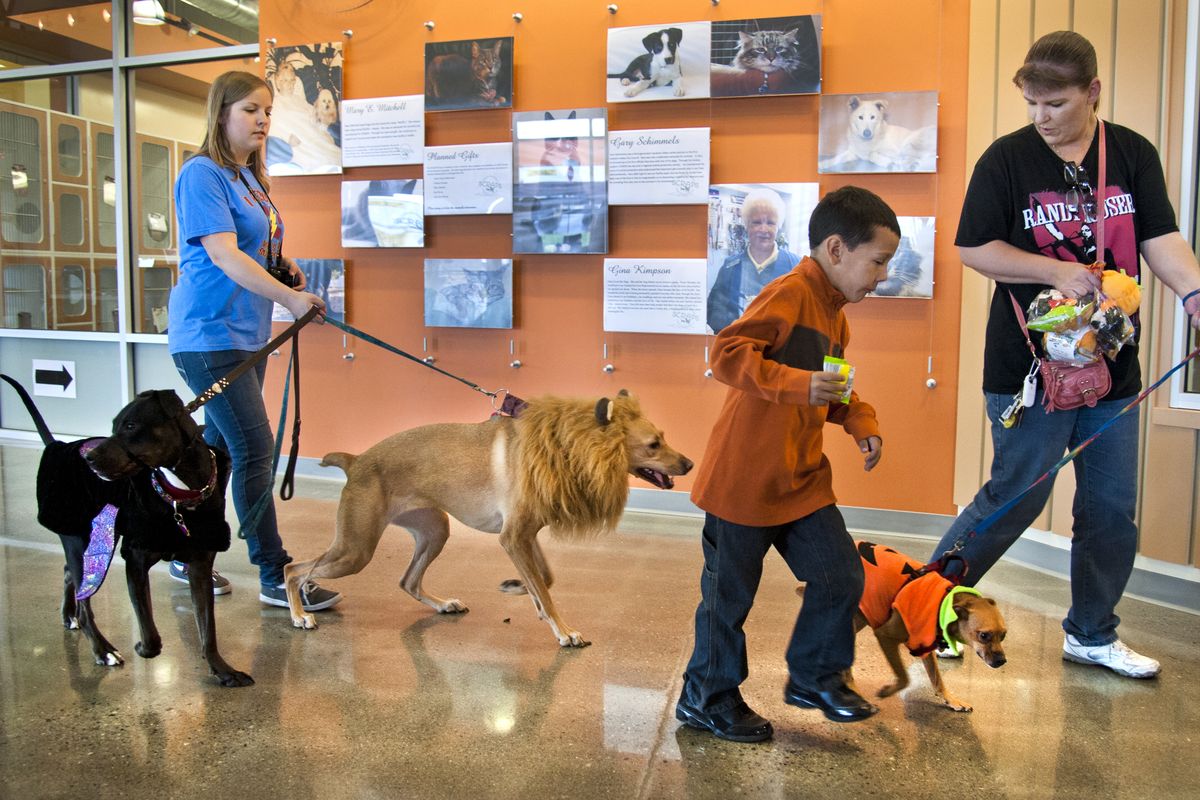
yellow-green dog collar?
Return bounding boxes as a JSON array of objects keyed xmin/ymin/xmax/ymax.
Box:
[{"xmin": 938, "ymin": 586, "xmax": 982, "ymax": 656}]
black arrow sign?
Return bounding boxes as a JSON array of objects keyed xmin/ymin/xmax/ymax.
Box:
[{"xmin": 35, "ymin": 366, "xmax": 73, "ymax": 389}]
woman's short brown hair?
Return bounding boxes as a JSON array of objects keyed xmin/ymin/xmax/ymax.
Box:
[
  {"xmin": 1013, "ymin": 30, "xmax": 1098, "ymax": 96},
  {"xmin": 196, "ymin": 71, "xmax": 273, "ymax": 189}
]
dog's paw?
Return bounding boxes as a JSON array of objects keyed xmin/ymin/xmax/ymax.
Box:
[
  {"xmin": 877, "ymin": 681, "xmax": 906, "ymax": 698},
  {"xmin": 292, "ymin": 613, "xmax": 317, "ymax": 630},
  {"xmin": 624, "ymin": 87, "xmax": 640, "ymax": 97},
  {"xmin": 64, "ymin": 617, "xmax": 79, "ymax": 630},
  {"xmin": 620, "ymin": 78, "xmax": 631, "ymax": 86},
  {"xmin": 674, "ymin": 87, "xmax": 685, "ymax": 97},
  {"xmin": 216, "ymin": 669, "xmax": 255, "ymax": 688},
  {"xmin": 940, "ymin": 695, "xmax": 972, "ymax": 712},
  {"xmin": 558, "ymin": 631, "xmax": 590, "ymax": 647},
  {"xmin": 436, "ymin": 599, "xmax": 468, "ymax": 614},
  {"xmin": 135, "ymin": 639, "xmax": 162, "ymax": 659},
  {"xmin": 96, "ymin": 650, "xmax": 124, "ymax": 667},
  {"xmin": 498, "ymin": 579, "xmax": 527, "ymax": 595}
]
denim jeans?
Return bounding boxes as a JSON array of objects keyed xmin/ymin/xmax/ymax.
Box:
[
  {"xmin": 931, "ymin": 390, "xmax": 1139, "ymax": 646},
  {"xmin": 173, "ymin": 350, "xmax": 291, "ymax": 588},
  {"xmin": 681, "ymin": 506, "xmax": 864, "ymax": 711}
]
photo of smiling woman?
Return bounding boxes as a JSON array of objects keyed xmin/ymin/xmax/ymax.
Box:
[
  {"xmin": 705, "ymin": 183, "xmax": 818, "ymax": 333},
  {"xmin": 168, "ymin": 71, "xmax": 341, "ymax": 614}
]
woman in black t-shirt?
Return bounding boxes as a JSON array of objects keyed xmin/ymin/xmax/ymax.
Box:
[{"xmin": 930, "ymin": 31, "xmax": 1200, "ymax": 679}]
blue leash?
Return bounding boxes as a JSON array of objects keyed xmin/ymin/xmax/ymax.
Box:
[{"xmin": 932, "ymin": 343, "xmax": 1200, "ymax": 573}]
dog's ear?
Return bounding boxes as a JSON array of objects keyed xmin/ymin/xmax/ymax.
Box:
[
  {"xmin": 848, "ymin": 96, "xmax": 861, "ymax": 110},
  {"xmin": 642, "ymin": 31, "xmax": 661, "ymax": 52},
  {"xmin": 567, "ymin": 109, "xmax": 576, "ymax": 120},
  {"xmin": 544, "ymin": 111, "xmax": 554, "ymax": 121},
  {"xmin": 875, "ymin": 99, "xmax": 889, "ymax": 117},
  {"xmin": 155, "ymin": 390, "xmax": 185, "ymax": 418},
  {"xmin": 617, "ymin": 388, "xmax": 630, "ymax": 398},
  {"xmin": 666, "ymin": 28, "xmax": 683, "ymax": 46},
  {"xmin": 594, "ymin": 397, "xmax": 615, "ymax": 426}
]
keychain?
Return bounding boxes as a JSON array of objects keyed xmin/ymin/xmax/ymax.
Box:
[
  {"xmin": 1021, "ymin": 358, "xmax": 1040, "ymax": 407},
  {"xmin": 1001, "ymin": 358, "xmax": 1041, "ymax": 429}
]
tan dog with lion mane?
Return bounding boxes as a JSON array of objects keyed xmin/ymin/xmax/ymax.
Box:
[{"xmin": 284, "ymin": 391, "xmax": 693, "ymax": 646}]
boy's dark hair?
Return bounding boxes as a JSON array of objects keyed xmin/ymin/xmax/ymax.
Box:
[{"xmin": 808, "ymin": 186, "xmax": 900, "ymax": 250}]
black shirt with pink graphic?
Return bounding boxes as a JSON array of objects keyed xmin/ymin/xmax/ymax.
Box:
[{"xmin": 956, "ymin": 122, "xmax": 1177, "ymax": 398}]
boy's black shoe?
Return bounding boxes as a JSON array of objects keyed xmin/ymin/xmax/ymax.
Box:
[
  {"xmin": 675, "ymin": 696, "xmax": 773, "ymax": 743},
  {"xmin": 784, "ymin": 679, "xmax": 878, "ymax": 722}
]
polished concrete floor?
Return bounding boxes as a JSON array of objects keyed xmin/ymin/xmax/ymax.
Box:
[{"xmin": 0, "ymin": 441, "xmax": 1197, "ymax": 800}]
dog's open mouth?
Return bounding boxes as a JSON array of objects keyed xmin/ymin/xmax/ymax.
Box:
[{"xmin": 635, "ymin": 467, "xmax": 674, "ymax": 490}]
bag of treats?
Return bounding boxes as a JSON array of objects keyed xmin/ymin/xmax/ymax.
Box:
[
  {"xmin": 1026, "ymin": 289, "xmax": 1096, "ymax": 333},
  {"xmin": 1043, "ymin": 325, "xmax": 1102, "ymax": 365}
]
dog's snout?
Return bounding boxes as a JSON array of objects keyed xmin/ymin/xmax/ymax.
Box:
[
  {"xmin": 989, "ymin": 653, "xmax": 1007, "ymax": 668},
  {"xmin": 664, "ymin": 56, "xmax": 675, "ymax": 65},
  {"xmin": 681, "ymin": 456, "xmax": 694, "ymax": 474}
]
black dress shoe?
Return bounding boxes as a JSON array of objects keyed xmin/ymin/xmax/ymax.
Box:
[
  {"xmin": 675, "ymin": 697, "xmax": 774, "ymax": 743},
  {"xmin": 784, "ymin": 679, "xmax": 878, "ymax": 722}
]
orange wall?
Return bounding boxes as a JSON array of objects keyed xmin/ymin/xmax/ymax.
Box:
[{"xmin": 261, "ymin": 0, "xmax": 970, "ymax": 516}]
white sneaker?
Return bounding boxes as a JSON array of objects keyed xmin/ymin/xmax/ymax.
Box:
[
  {"xmin": 1062, "ymin": 635, "xmax": 1161, "ymax": 678},
  {"xmin": 935, "ymin": 646, "xmax": 962, "ymax": 659}
]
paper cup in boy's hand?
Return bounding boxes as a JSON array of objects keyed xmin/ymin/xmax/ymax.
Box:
[{"xmin": 823, "ymin": 356, "xmax": 854, "ymax": 404}]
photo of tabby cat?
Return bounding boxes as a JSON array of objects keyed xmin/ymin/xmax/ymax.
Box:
[
  {"xmin": 424, "ymin": 37, "xmax": 513, "ymax": 112},
  {"xmin": 710, "ymin": 15, "xmax": 821, "ymax": 97}
]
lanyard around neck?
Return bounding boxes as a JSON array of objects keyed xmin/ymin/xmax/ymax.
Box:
[{"xmin": 237, "ymin": 168, "xmax": 280, "ymax": 243}]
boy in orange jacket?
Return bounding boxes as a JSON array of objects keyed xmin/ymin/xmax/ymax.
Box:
[{"xmin": 675, "ymin": 186, "xmax": 899, "ymax": 742}]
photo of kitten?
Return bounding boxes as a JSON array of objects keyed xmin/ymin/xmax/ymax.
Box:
[
  {"xmin": 424, "ymin": 259, "xmax": 513, "ymax": 329},
  {"xmin": 710, "ymin": 15, "xmax": 821, "ymax": 97},
  {"xmin": 425, "ymin": 37, "xmax": 513, "ymax": 112}
]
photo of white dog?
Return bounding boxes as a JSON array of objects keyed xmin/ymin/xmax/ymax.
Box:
[
  {"xmin": 606, "ymin": 21, "xmax": 711, "ymax": 103},
  {"xmin": 818, "ymin": 91, "xmax": 938, "ymax": 174}
]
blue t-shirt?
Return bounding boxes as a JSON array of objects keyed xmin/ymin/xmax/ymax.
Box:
[{"xmin": 168, "ymin": 156, "xmax": 283, "ymax": 354}]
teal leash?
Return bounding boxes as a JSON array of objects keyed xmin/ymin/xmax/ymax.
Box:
[{"xmin": 238, "ymin": 348, "xmax": 293, "ymax": 541}]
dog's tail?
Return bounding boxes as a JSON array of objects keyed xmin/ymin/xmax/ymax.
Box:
[
  {"xmin": 0, "ymin": 373, "xmax": 56, "ymax": 446},
  {"xmin": 319, "ymin": 452, "xmax": 357, "ymax": 473}
]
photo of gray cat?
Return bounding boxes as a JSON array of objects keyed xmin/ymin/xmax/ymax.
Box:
[
  {"xmin": 424, "ymin": 37, "xmax": 513, "ymax": 112},
  {"xmin": 710, "ymin": 15, "xmax": 821, "ymax": 97},
  {"xmin": 424, "ymin": 259, "xmax": 513, "ymax": 328}
]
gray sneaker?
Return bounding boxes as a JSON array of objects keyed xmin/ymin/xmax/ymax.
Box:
[
  {"xmin": 169, "ymin": 560, "xmax": 232, "ymax": 596},
  {"xmin": 1062, "ymin": 635, "xmax": 1160, "ymax": 678},
  {"xmin": 259, "ymin": 581, "xmax": 342, "ymax": 612}
]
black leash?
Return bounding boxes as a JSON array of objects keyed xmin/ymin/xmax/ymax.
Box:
[{"xmin": 183, "ymin": 305, "xmax": 320, "ymax": 415}]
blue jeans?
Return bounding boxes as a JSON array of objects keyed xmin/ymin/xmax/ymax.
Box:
[
  {"xmin": 682, "ymin": 506, "xmax": 864, "ymax": 711},
  {"xmin": 931, "ymin": 391, "xmax": 1139, "ymax": 646},
  {"xmin": 173, "ymin": 350, "xmax": 291, "ymax": 588}
]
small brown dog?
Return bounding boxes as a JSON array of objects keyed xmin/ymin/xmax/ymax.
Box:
[
  {"xmin": 845, "ymin": 540, "xmax": 1007, "ymax": 712},
  {"xmin": 284, "ymin": 391, "xmax": 692, "ymax": 647}
]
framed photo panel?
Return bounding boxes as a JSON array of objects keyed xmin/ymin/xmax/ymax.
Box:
[
  {"xmin": 818, "ymin": 91, "xmax": 938, "ymax": 173},
  {"xmin": 710, "ymin": 15, "xmax": 821, "ymax": 97},
  {"xmin": 424, "ymin": 259, "xmax": 513, "ymax": 328},
  {"xmin": 706, "ymin": 182, "xmax": 818, "ymax": 333},
  {"xmin": 512, "ymin": 108, "xmax": 608, "ymax": 254}
]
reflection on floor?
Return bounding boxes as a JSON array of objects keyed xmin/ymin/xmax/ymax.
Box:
[{"xmin": 0, "ymin": 442, "xmax": 1196, "ymax": 799}]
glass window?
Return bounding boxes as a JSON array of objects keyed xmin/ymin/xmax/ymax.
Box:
[
  {"xmin": 0, "ymin": 76, "xmax": 113, "ymax": 332},
  {"xmin": 129, "ymin": 57, "xmax": 256, "ymax": 334},
  {"xmin": 128, "ymin": 1, "xmax": 258, "ymax": 57},
  {"xmin": 0, "ymin": 2, "xmax": 112, "ymax": 66}
]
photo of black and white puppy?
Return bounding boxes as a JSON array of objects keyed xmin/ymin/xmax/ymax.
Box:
[
  {"xmin": 606, "ymin": 22, "xmax": 710, "ymax": 103},
  {"xmin": 608, "ymin": 28, "xmax": 685, "ymax": 98}
]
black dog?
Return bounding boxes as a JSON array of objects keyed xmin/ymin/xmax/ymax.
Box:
[
  {"xmin": 1, "ymin": 374, "xmax": 252, "ymax": 687},
  {"xmin": 607, "ymin": 27, "xmax": 685, "ymax": 98}
]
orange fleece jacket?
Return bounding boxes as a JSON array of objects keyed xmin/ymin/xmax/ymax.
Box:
[
  {"xmin": 856, "ymin": 541, "xmax": 952, "ymax": 656},
  {"xmin": 691, "ymin": 257, "xmax": 881, "ymax": 526}
]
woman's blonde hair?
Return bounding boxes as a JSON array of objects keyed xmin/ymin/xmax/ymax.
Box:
[{"xmin": 196, "ymin": 71, "xmax": 273, "ymax": 189}]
